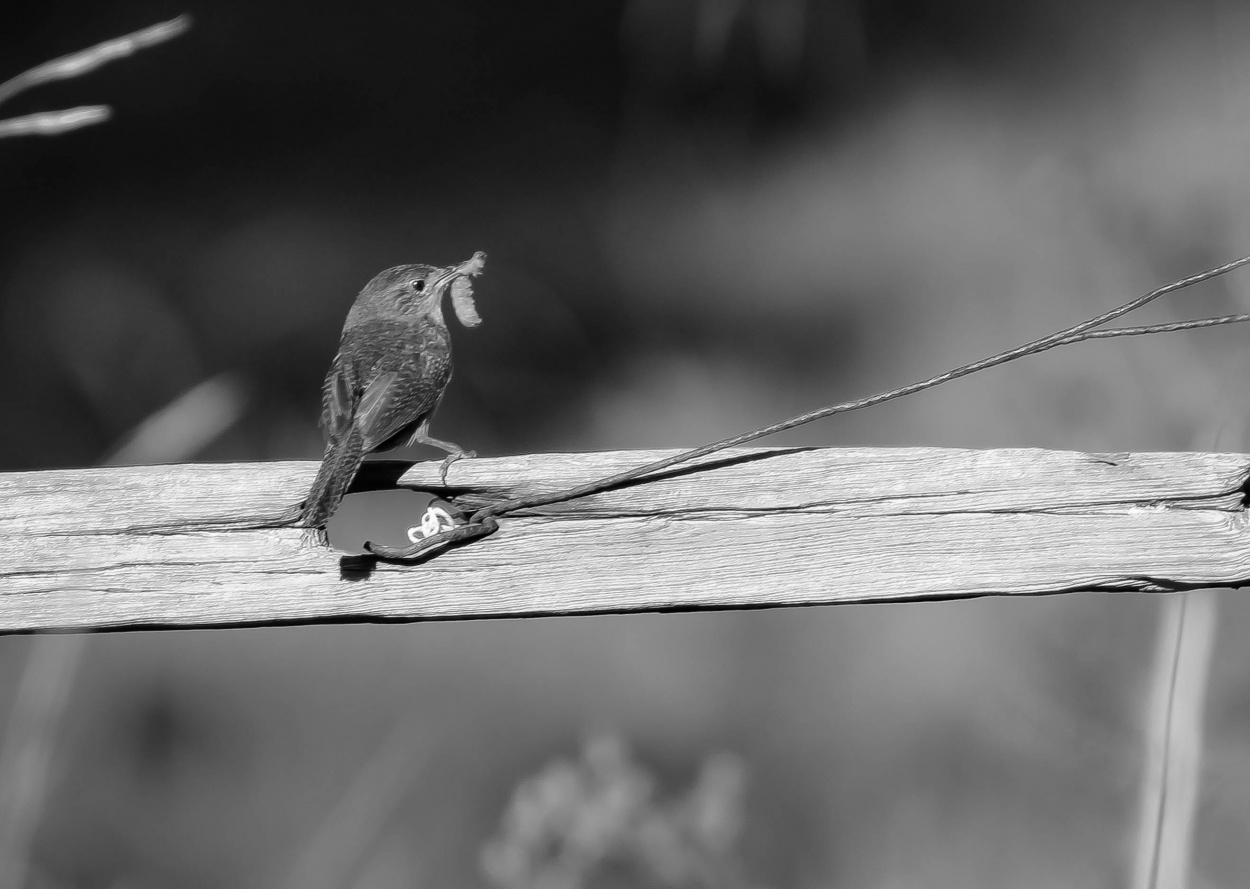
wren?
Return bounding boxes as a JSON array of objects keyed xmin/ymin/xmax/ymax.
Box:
[{"xmin": 300, "ymin": 252, "xmax": 486, "ymax": 531}]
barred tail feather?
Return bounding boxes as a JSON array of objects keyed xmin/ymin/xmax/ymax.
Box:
[{"xmin": 300, "ymin": 428, "xmax": 366, "ymax": 529}]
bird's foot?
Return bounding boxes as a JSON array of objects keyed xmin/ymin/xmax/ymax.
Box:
[{"xmin": 438, "ymin": 449, "xmax": 476, "ymax": 484}]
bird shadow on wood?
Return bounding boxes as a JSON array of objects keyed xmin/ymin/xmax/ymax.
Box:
[
  {"xmin": 338, "ymin": 554, "xmax": 376, "ymax": 581},
  {"xmin": 349, "ymin": 459, "xmax": 423, "ymax": 494}
]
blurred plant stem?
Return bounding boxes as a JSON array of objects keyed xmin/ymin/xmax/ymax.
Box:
[
  {"xmin": 1131, "ymin": 423, "xmax": 1239, "ymax": 889},
  {"xmin": 283, "ymin": 716, "xmax": 448, "ymax": 889},
  {"xmin": 0, "ymin": 635, "xmax": 88, "ymax": 888},
  {"xmin": 0, "ymin": 15, "xmax": 190, "ymax": 139},
  {"xmin": 1132, "ymin": 591, "xmax": 1217, "ymax": 889},
  {"xmin": 0, "ymin": 369, "xmax": 249, "ymax": 883},
  {"xmin": 0, "ymin": 107, "xmax": 111, "ymax": 138},
  {"xmin": 104, "ymin": 373, "xmax": 249, "ymax": 465},
  {"xmin": 0, "ymin": 17, "xmax": 200, "ymax": 887}
]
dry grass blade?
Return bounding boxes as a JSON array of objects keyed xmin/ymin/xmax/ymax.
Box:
[
  {"xmin": 104, "ymin": 373, "xmax": 250, "ymax": 465},
  {"xmin": 0, "ymin": 106, "xmax": 111, "ymax": 138},
  {"xmin": 284, "ymin": 716, "xmax": 447, "ymax": 889},
  {"xmin": 0, "ymin": 637, "xmax": 88, "ymax": 888},
  {"xmin": 1131, "ymin": 424, "xmax": 1236, "ymax": 889},
  {"xmin": 0, "ymin": 15, "xmax": 191, "ymax": 140},
  {"xmin": 0, "ymin": 15, "xmax": 191, "ymax": 106},
  {"xmin": 1132, "ymin": 592, "xmax": 1218, "ymax": 889}
]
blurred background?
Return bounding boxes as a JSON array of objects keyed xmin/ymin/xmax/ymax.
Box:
[{"xmin": 3, "ymin": 0, "xmax": 1250, "ymax": 886}]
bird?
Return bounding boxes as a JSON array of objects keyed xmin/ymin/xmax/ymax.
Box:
[{"xmin": 300, "ymin": 252, "xmax": 485, "ymax": 532}]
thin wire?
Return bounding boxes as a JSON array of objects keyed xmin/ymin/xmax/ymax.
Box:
[
  {"xmin": 1059, "ymin": 313, "xmax": 1250, "ymax": 343},
  {"xmin": 364, "ymin": 256, "xmax": 1250, "ymax": 560},
  {"xmin": 472, "ymin": 259, "xmax": 1250, "ymax": 523}
]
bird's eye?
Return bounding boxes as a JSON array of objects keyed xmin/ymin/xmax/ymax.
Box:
[{"xmin": 410, "ymin": 279, "xmax": 426, "ymax": 292}]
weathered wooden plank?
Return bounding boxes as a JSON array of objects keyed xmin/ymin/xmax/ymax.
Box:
[{"xmin": 1, "ymin": 448, "xmax": 1248, "ymax": 632}]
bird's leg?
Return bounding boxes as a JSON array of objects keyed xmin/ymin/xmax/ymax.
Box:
[{"xmin": 406, "ymin": 419, "xmax": 476, "ymax": 483}]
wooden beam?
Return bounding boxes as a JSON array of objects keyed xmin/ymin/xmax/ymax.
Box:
[{"xmin": 2, "ymin": 447, "xmax": 1248, "ymax": 633}]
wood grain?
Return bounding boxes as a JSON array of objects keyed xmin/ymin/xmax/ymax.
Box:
[{"xmin": 1, "ymin": 447, "xmax": 1248, "ymax": 632}]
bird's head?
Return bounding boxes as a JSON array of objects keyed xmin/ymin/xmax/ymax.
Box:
[{"xmin": 347, "ymin": 252, "xmax": 486, "ymax": 328}]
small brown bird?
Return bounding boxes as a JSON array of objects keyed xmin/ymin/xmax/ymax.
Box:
[{"xmin": 300, "ymin": 252, "xmax": 486, "ymax": 531}]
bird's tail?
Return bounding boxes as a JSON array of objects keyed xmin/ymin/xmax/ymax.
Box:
[{"xmin": 300, "ymin": 428, "xmax": 365, "ymax": 529}]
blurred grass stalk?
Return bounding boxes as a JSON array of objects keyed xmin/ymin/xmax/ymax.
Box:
[
  {"xmin": 0, "ymin": 636, "xmax": 87, "ymax": 888},
  {"xmin": 0, "ymin": 17, "xmax": 199, "ymax": 884},
  {"xmin": 1132, "ymin": 590, "xmax": 1217, "ymax": 889},
  {"xmin": 0, "ymin": 107, "xmax": 111, "ymax": 138},
  {"xmin": 1130, "ymin": 416, "xmax": 1245, "ymax": 889},
  {"xmin": 104, "ymin": 373, "xmax": 249, "ymax": 465},
  {"xmin": 0, "ymin": 14, "xmax": 190, "ymax": 139},
  {"xmin": 283, "ymin": 716, "xmax": 447, "ymax": 889},
  {"xmin": 0, "ymin": 371, "xmax": 246, "ymax": 884}
]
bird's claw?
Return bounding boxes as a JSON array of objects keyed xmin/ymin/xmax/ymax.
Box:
[{"xmin": 438, "ymin": 449, "xmax": 476, "ymax": 484}]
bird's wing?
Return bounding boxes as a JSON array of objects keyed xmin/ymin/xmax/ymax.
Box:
[
  {"xmin": 319, "ymin": 318, "xmax": 452, "ymax": 452},
  {"xmin": 319, "ymin": 355, "xmax": 356, "ymax": 442},
  {"xmin": 353, "ymin": 351, "xmax": 449, "ymax": 451},
  {"xmin": 355, "ymin": 371, "xmax": 401, "ymax": 443}
]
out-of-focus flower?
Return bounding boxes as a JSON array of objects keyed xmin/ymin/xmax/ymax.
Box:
[{"xmin": 481, "ymin": 736, "xmax": 757, "ymax": 889}]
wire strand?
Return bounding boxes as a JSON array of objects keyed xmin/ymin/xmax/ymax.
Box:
[
  {"xmin": 367, "ymin": 255, "xmax": 1250, "ymax": 560},
  {"xmin": 471, "ymin": 259, "xmax": 1250, "ymax": 524}
]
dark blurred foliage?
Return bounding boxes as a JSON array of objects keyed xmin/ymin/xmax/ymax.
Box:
[{"xmin": 5, "ymin": 0, "xmax": 1250, "ymax": 887}]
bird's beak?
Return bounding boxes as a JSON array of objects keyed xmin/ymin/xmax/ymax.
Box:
[{"xmin": 431, "ymin": 251, "xmax": 487, "ymax": 291}]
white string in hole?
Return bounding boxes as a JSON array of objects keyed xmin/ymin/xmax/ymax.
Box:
[{"xmin": 407, "ymin": 505, "xmax": 457, "ymax": 543}]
